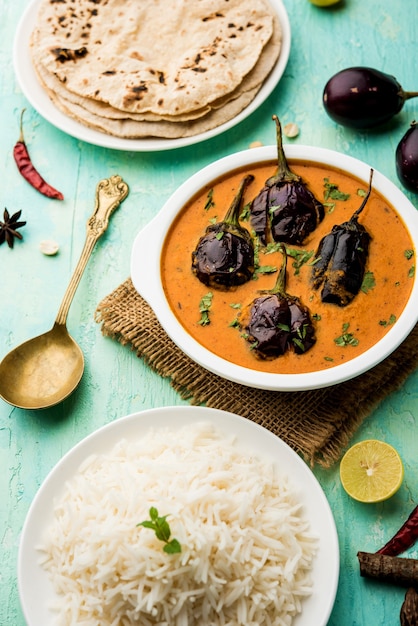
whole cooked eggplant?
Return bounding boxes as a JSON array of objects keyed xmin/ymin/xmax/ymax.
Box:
[
  {"xmin": 312, "ymin": 170, "xmax": 373, "ymax": 306},
  {"xmin": 396, "ymin": 121, "xmax": 418, "ymax": 193},
  {"xmin": 250, "ymin": 115, "xmax": 324, "ymax": 245},
  {"xmin": 239, "ymin": 244, "xmax": 316, "ymax": 359},
  {"xmin": 192, "ymin": 175, "xmax": 255, "ymax": 289},
  {"xmin": 323, "ymin": 67, "xmax": 418, "ymax": 130}
]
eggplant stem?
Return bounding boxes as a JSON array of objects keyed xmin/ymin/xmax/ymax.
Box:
[
  {"xmin": 17, "ymin": 108, "xmax": 27, "ymax": 144},
  {"xmin": 223, "ymin": 174, "xmax": 254, "ymax": 226},
  {"xmin": 352, "ymin": 168, "xmax": 374, "ymax": 219},
  {"xmin": 269, "ymin": 243, "xmax": 288, "ymax": 295},
  {"xmin": 269, "ymin": 115, "xmax": 300, "ymax": 185},
  {"xmin": 403, "ymin": 91, "xmax": 418, "ymax": 101}
]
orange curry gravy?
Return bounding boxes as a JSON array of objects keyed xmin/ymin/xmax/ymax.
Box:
[{"xmin": 161, "ymin": 161, "xmax": 415, "ymax": 374}]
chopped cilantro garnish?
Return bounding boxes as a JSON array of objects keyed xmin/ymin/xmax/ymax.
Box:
[
  {"xmin": 324, "ymin": 201, "xmax": 336, "ymax": 213},
  {"xmin": 240, "ymin": 202, "xmax": 251, "ymax": 221},
  {"xmin": 204, "ymin": 188, "xmax": 215, "ymax": 211},
  {"xmin": 264, "ymin": 242, "xmax": 282, "ymax": 254},
  {"xmin": 198, "ymin": 292, "xmax": 213, "ymax": 326},
  {"xmin": 292, "ymin": 337, "xmax": 305, "ymax": 352},
  {"xmin": 379, "ymin": 314, "xmax": 396, "ymax": 327},
  {"xmin": 323, "ymin": 177, "xmax": 350, "ymax": 201},
  {"xmin": 285, "ymin": 247, "xmax": 315, "ymax": 275},
  {"xmin": 361, "ymin": 271, "xmax": 376, "ymax": 294},
  {"xmin": 254, "ymin": 264, "xmax": 277, "ymax": 276},
  {"xmin": 334, "ymin": 322, "xmax": 359, "ymax": 347}
]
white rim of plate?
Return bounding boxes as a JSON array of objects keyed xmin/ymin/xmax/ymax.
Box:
[
  {"xmin": 18, "ymin": 406, "xmax": 339, "ymax": 626},
  {"xmin": 13, "ymin": 0, "xmax": 291, "ymax": 152},
  {"xmin": 131, "ymin": 144, "xmax": 418, "ymax": 391}
]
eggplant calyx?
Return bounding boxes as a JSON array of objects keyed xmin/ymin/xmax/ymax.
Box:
[{"xmin": 266, "ymin": 115, "xmax": 300, "ymax": 187}]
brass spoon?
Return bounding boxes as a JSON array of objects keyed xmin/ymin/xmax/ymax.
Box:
[{"xmin": 0, "ymin": 175, "xmax": 129, "ymax": 410}]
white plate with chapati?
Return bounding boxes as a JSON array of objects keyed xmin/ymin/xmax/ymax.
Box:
[
  {"xmin": 14, "ymin": 0, "xmax": 291, "ymax": 152},
  {"xmin": 18, "ymin": 406, "xmax": 339, "ymax": 626}
]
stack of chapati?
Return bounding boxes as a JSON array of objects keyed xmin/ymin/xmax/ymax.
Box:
[{"xmin": 29, "ymin": 0, "xmax": 282, "ymax": 139}]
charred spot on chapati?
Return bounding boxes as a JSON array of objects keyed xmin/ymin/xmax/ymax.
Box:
[
  {"xmin": 202, "ymin": 12, "xmax": 225, "ymax": 21},
  {"xmin": 181, "ymin": 39, "xmax": 220, "ymax": 74},
  {"xmin": 122, "ymin": 82, "xmax": 149, "ymax": 107},
  {"xmin": 148, "ymin": 69, "xmax": 166, "ymax": 84},
  {"xmin": 51, "ymin": 46, "xmax": 88, "ymax": 62}
]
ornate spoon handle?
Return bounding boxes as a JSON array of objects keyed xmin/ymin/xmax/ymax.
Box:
[{"xmin": 55, "ymin": 175, "xmax": 129, "ymax": 326}]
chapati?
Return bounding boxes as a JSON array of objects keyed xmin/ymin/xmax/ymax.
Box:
[{"xmin": 29, "ymin": 0, "xmax": 282, "ymax": 139}]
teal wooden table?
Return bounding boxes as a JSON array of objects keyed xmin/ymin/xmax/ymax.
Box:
[{"xmin": 1, "ymin": 0, "xmax": 417, "ymax": 624}]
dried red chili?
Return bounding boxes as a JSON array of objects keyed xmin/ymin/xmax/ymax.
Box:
[
  {"xmin": 377, "ymin": 505, "xmax": 418, "ymax": 557},
  {"xmin": 13, "ymin": 109, "xmax": 64, "ymax": 200}
]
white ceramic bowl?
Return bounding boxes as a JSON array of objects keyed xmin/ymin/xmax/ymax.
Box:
[{"xmin": 131, "ymin": 145, "xmax": 418, "ymax": 391}]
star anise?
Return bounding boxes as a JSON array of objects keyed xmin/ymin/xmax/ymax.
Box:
[{"xmin": 0, "ymin": 208, "xmax": 26, "ymax": 248}]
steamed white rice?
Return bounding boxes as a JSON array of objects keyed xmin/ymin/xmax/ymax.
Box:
[{"xmin": 39, "ymin": 422, "xmax": 317, "ymax": 625}]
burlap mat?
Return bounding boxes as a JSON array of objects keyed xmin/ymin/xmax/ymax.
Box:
[{"xmin": 95, "ymin": 278, "xmax": 418, "ymax": 467}]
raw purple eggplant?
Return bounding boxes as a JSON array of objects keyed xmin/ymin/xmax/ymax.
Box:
[
  {"xmin": 323, "ymin": 67, "xmax": 418, "ymax": 130},
  {"xmin": 250, "ymin": 115, "xmax": 324, "ymax": 245},
  {"xmin": 396, "ymin": 121, "xmax": 418, "ymax": 193},
  {"xmin": 312, "ymin": 170, "xmax": 373, "ymax": 306},
  {"xmin": 238, "ymin": 244, "xmax": 316, "ymax": 359},
  {"xmin": 192, "ymin": 175, "xmax": 255, "ymax": 289}
]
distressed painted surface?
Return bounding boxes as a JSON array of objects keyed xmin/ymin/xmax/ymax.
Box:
[{"xmin": 1, "ymin": 0, "xmax": 417, "ymax": 624}]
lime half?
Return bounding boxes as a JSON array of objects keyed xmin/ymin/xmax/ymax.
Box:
[{"xmin": 340, "ymin": 440, "xmax": 404, "ymax": 503}]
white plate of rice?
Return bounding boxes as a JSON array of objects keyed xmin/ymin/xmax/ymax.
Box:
[{"xmin": 18, "ymin": 406, "xmax": 339, "ymax": 626}]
